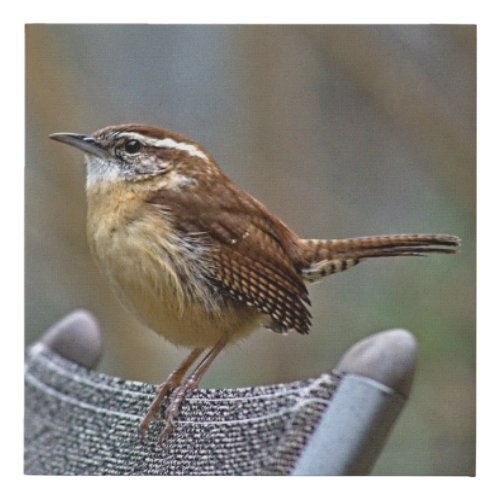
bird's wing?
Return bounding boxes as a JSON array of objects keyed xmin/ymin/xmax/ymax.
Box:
[{"xmin": 147, "ymin": 177, "xmax": 311, "ymax": 334}]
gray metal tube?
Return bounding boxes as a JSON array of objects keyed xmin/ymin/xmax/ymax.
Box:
[{"xmin": 292, "ymin": 329, "xmax": 417, "ymax": 475}]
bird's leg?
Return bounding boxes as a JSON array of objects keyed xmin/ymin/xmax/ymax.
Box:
[
  {"xmin": 139, "ymin": 347, "xmax": 205, "ymax": 437},
  {"xmin": 158, "ymin": 336, "xmax": 229, "ymax": 443}
]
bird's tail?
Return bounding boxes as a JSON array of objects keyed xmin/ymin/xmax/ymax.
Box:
[{"xmin": 299, "ymin": 233, "xmax": 460, "ymax": 283}]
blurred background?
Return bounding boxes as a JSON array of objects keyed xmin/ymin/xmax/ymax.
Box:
[{"xmin": 25, "ymin": 25, "xmax": 475, "ymax": 475}]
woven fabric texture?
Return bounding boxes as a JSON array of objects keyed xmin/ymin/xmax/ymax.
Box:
[{"xmin": 24, "ymin": 345, "xmax": 340, "ymax": 475}]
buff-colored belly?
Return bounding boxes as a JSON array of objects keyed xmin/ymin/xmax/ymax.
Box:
[
  {"xmin": 117, "ymin": 283, "xmax": 260, "ymax": 347},
  {"xmin": 108, "ymin": 264, "xmax": 261, "ymax": 347},
  {"xmin": 87, "ymin": 199, "xmax": 261, "ymax": 347}
]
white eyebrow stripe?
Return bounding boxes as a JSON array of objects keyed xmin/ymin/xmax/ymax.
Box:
[{"xmin": 122, "ymin": 132, "xmax": 209, "ymax": 161}]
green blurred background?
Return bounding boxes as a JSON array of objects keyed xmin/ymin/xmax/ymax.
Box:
[{"xmin": 25, "ymin": 25, "xmax": 475, "ymax": 475}]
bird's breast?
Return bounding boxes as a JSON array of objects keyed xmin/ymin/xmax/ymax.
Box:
[{"xmin": 85, "ymin": 184, "xmax": 260, "ymax": 346}]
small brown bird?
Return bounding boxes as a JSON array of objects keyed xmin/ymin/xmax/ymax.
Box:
[{"xmin": 50, "ymin": 123, "xmax": 460, "ymax": 441}]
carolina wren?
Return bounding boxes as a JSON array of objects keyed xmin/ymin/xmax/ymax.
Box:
[{"xmin": 50, "ymin": 123, "xmax": 460, "ymax": 442}]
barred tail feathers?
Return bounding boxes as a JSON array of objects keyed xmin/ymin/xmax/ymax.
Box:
[{"xmin": 299, "ymin": 233, "xmax": 460, "ymax": 283}]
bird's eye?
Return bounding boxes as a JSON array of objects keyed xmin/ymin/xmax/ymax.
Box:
[{"xmin": 124, "ymin": 139, "xmax": 142, "ymax": 154}]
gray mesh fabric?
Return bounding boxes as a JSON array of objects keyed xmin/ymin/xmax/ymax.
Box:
[{"xmin": 24, "ymin": 344, "xmax": 340, "ymax": 475}]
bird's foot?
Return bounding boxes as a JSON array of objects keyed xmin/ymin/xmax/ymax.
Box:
[
  {"xmin": 139, "ymin": 348, "xmax": 205, "ymax": 440},
  {"xmin": 139, "ymin": 379, "xmax": 178, "ymax": 438},
  {"xmin": 158, "ymin": 377, "xmax": 198, "ymax": 443}
]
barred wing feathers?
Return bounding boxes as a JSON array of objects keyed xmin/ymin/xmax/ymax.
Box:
[{"xmin": 147, "ymin": 177, "xmax": 312, "ymax": 334}]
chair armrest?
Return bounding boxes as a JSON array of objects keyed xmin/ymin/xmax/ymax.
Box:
[{"xmin": 292, "ymin": 329, "xmax": 417, "ymax": 475}]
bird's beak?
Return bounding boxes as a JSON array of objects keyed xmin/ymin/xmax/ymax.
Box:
[{"xmin": 49, "ymin": 132, "xmax": 108, "ymax": 159}]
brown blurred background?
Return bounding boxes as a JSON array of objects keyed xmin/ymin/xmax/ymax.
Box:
[{"xmin": 25, "ymin": 25, "xmax": 475, "ymax": 475}]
